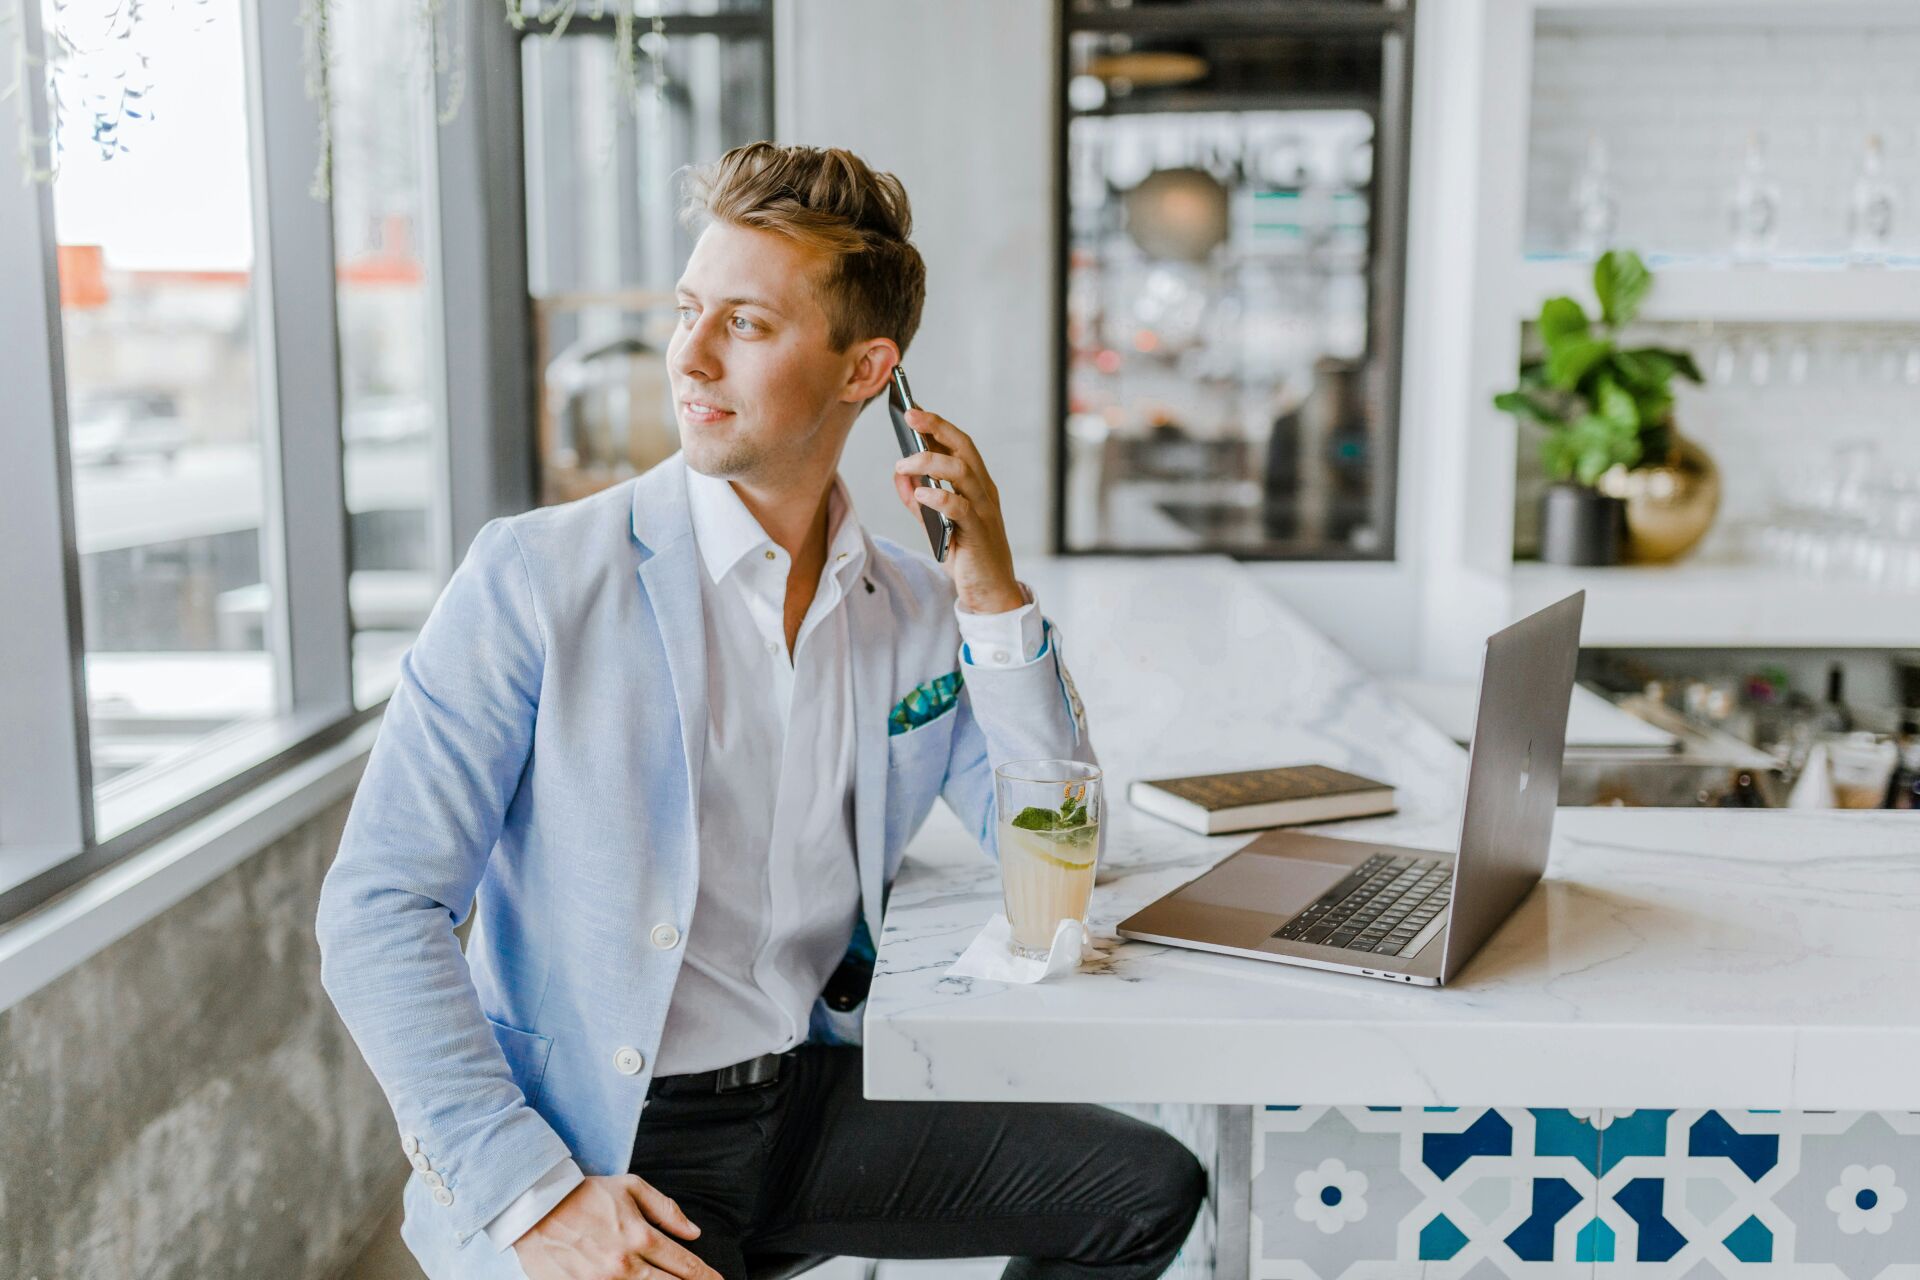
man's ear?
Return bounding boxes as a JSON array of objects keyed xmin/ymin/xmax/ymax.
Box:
[{"xmin": 842, "ymin": 337, "xmax": 900, "ymax": 405}]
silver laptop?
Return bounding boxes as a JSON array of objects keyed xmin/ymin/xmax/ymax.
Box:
[{"xmin": 1116, "ymin": 592, "xmax": 1584, "ymax": 987}]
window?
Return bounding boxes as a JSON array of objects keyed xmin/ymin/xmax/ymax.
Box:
[
  {"xmin": 517, "ymin": 5, "xmax": 773, "ymax": 505},
  {"xmin": 0, "ymin": 0, "xmax": 512, "ymax": 927},
  {"xmin": 329, "ymin": 0, "xmax": 451, "ymax": 708},
  {"xmin": 51, "ymin": 0, "xmax": 279, "ymax": 792},
  {"xmin": 1058, "ymin": 1, "xmax": 1414, "ymax": 559}
]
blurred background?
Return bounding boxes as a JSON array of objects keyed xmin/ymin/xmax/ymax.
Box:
[{"xmin": 3, "ymin": 1, "xmax": 1919, "ymax": 1276}]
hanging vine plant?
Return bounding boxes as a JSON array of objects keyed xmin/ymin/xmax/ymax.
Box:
[
  {"xmin": 295, "ymin": 0, "xmax": 670, "ymax": 201},
  {"xmin": 3, "ymin": 0, "xmax": 672, "ymax": 194},
  {"xmin": 5, "ymin": 0, "xmax": 221, "ymax": 185}
]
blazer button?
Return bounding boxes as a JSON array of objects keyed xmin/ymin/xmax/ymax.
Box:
[
  {"xmin": 650, "ymin": 923, "xmax": 681, "ymax": 950},
  {"xmin": 402, "ymin": 1135, "xmax": 419, "ymax": 1156},
  {"xmin": 432, "ymin": 1186, "xmax": 455, "ymax": 1207},
  {"xmin": 614, "ymin": 1046, "xmax": 645, "ymax": 1075},
  {"xmin": 420, "ymin": 1169, "xmax": 444, "ymax": 1189},
  {"xmin": 409, "ymin": 1151, "xmax": 432, "ymax": 1172}
]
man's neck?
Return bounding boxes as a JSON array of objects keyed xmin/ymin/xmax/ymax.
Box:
[
  {"xmin": 728, "ymin": 470, "xmax": 835, "ymax": 567},
  {"xmin": 727, "ymin": 466, "xmax": 842, "ymax": 660}
]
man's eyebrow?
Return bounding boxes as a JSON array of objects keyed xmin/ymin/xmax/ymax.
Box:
[{"xmin": 673, "ymin": 285, "xmax": 785, "ymax": 317}]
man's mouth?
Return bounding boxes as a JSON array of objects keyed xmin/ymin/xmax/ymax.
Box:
[{"xmin": 681, "ymin": 400, "xmax": 735, "ymax": 424}]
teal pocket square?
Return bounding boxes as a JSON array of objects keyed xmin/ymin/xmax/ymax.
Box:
[{"xmin": 888, "ymin": 669, "xmax": 964, "ymax": 736}]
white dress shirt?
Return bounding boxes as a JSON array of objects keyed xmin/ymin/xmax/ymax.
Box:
[{"xmin": 485, "ymin": 467, "xmax": 1044, "ymax": 1250}]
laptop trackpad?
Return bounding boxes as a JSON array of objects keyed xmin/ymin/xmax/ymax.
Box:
[{"xmin": 1183, "ymin": 852, "xmax": 1349, "ymax": 914}]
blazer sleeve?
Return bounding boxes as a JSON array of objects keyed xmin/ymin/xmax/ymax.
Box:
[
  {"xmin": 940, "ymin": 592, "xmax": 1099, "ymax": 862},
  {"xmin": 315, "ymin": 517, "xmax": 574, "ymax": 1246}
]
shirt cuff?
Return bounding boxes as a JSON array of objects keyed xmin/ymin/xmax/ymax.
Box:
[
  {"xmin": 956, "ymin": 581, "xmax": 1046, "ymax": 668},
  {"xmin": 483, "ymin": 1157, "xmax": 586, "ymax": 1252}
]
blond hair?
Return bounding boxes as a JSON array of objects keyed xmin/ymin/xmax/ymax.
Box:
[{"xmin": 680, "ymin": 142, "xmax": 927, "ymax": 357}]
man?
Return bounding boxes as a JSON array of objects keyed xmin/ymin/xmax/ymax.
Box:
[{"xmin": 316, "ymin": 142, "xmax": 1205, "ymax": 1280}]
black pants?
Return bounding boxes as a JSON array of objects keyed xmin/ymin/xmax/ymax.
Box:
[{"xmin": 629, "ymin": 1044, "xmax": 1207, "ymax": 1280}]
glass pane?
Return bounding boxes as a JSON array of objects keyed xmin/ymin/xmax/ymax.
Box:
[
  {"xmin": 49, "ymin": 0, "xmax": 278, "ymax": 792},
  {"xmin": 521, "ymin": 29, "xmax": 770, "ymax": 505},
  {"xmin": 329, "ymin": 0, "xmax": 447, "ymax": 708},
  {"xmin": 1062, "ymin": 28, "xmax": 1399, "ymax": 557}
]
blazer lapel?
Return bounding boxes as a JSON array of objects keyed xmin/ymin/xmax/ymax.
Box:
[
  {"xmin": 846, "ymin": 545, "xmax": 897, "ymax": 946},
  {"xmin": 631, "ymin": 455, "xmax": 709, "ymax": 870}
]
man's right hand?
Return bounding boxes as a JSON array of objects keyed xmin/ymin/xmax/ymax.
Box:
[{"xmin": 512, "ymin": 1174, "xmax": 722, "ymax": 1280}]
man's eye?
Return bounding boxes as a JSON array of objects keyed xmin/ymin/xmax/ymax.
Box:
[
  {"xmin": 731, "ymin": 315, "xmax": 758, "ymax": 334},
  {"xmin": 675, "ymin": 306, "xmax": 696, "ymax": 324}
]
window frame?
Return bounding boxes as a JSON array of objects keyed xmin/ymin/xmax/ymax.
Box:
[
  {"xmin": 1052, "ymin": 0, "xmax": 1417, "ymax": 562},
  {"xmin": 0, "ymin": 0, "xmax": 529, "ymax": 929}
]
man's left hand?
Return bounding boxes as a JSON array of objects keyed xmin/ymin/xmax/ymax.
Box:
[{"xmin": 893, "ymin": 407, "xmax": 1024, "ymax": 615}]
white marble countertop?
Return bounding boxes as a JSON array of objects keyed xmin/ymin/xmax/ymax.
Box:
[{"xmin": 862, "ymin": 556, "xmax": 1920, "ymax": 1112}]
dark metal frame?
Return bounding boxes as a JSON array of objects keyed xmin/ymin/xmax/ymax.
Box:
[{"xmin": 1051, "ymin": 0, "xmax": 1416, "ymax": 561}]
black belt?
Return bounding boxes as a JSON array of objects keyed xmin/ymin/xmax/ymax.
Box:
[{"xmin": 649, "ymin": 1049, "xmax": 793, "ymax": 1097}]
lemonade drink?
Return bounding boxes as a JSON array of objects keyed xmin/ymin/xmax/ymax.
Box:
[
  {"xmin": 999, "ymin": 822, "xmax": 1099, "ymax": 954},
  {"xmin": 998, "ymin": 782, "xmax": 1100, "ymax": 956}
]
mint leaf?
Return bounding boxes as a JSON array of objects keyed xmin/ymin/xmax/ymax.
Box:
[{"xmin": 1011, "ymin": 806, "xmax": 1058, "ymax": 831}]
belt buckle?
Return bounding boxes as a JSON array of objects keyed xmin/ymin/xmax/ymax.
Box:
[{"xmin": 714, "ymin": 1052, "xmax": 782, "ymax": 1093}]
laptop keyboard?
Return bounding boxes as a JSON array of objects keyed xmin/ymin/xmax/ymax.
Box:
[{"xmin": 1270, "ymin": 853, "xmax": 1452, "ymax": 957}]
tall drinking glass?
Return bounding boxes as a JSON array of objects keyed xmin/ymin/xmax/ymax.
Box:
[{"xmin": 993, "ymin": 760, "xmax": 1104, "ymax": 960}]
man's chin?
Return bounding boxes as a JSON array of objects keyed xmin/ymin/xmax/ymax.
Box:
[{"xmin": 681, "ymin": 430, "xmax": 755, "ymax": 479}]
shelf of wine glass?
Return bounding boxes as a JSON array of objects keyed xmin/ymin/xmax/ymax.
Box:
[
  {"xmin": 1507, "ymin": 558, "xmax": 1919, "ymax": 648},
  {"xmin": 1512, "ymin": 257, "xmax": 1920, "ymax": 324}
]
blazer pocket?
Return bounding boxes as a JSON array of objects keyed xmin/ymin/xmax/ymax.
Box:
[
  {"xmin": 485, "ymin": 1015, "xmax": 556, "ymax": 1110},
  {"xmin": 887, "ymin": 669, "xmax": 964, "ymax": 737}
]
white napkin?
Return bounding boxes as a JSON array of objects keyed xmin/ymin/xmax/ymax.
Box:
[{"xmin": 946, "ymin": 913, "xmax": 1104, "ymax": 983}]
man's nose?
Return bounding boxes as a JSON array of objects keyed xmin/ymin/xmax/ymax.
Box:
[{"xmin": 669, "ymin": 315, "xmax": 720, "ymax": 381}]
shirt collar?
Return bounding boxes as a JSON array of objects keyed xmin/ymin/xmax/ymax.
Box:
[{"xmin": 686, "ymin": 464, "xmax": 868, "ymax": 588}]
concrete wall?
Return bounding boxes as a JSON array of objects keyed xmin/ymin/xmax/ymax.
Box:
[{"xmin": 0, "ymin": 797, "xmax": 400, "ymax": 1280}]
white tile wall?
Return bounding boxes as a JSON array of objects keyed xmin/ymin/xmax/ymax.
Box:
[{"xmin": 1525, "ymin": 19, "xmax": 1920, "ymax": 260}]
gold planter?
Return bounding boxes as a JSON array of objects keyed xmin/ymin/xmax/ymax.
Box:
[{"xmin": 1598, "ymin": 431, "xmax": 1721, "ymax": 564}]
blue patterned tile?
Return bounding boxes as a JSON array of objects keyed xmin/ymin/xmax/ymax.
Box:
[{"xmin": 1244, "ymin": 1105, "xmax": 1920, "ymax": 1277}]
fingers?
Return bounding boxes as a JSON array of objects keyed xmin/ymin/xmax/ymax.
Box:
[
  {"xmin": 906, "ymin": 409, "xmax": 996, "ymax": 500},
  {"xmin": 911, "ymin": 483, "xmax": 975, "ymax": 525},
  {"xmin": 893, "ymin": 467, "xmax": 922, "ymax": 512},
  {"xmin": 625, "ymin": 1224, "xmax": 722, "ymax": 1280},
  {"xmin": 623, "ymin": 1175, "xmax": 703, "ymax": 1242},
  {"xmin": 895, "ymin": 450, "xmax": 970, "ymax": 488}
]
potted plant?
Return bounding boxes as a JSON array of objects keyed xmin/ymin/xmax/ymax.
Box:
[{"xmin": 1494, "ymin": 250, "xmax": 1711, "ymax": 566}]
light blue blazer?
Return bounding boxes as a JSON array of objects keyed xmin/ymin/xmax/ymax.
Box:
[{"xmin": 316, "ymin": 453, "xmax": 1095, "ymax": 1280}]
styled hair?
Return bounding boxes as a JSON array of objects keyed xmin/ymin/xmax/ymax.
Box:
[{"xmin": 679, "ymin": 142, "xmax": 927, "ymax": 357}]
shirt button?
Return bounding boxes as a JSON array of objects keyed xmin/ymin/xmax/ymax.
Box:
[
  {"xmin": 614, "ymin": 1046, "xmax": 646, "ymax": 1075},
  {"xmin": 764, "ymin": 549, "xmax": 776, "ymax": 560},
  {"xmin": 650, "ymin": 923, "xmax": 681, "ymax": 949},
  {"xmin": 410, "ymin": 1151, "xmax": 432, "ymax": 1172},
  {"xmin": 401, "ymin": 1135, "xmax": 419, "ymax": 1156},
  {"xmin": 420, "ymin": 1169, "xmax": 445, "ymax": 1189},
  {"xmin": 432, "ymin": 1186, "xmax": 455, "ymax": 1207},
  {"xmin": 992, "ymin": 649, "xmax": 1010, "ymax": 664}
]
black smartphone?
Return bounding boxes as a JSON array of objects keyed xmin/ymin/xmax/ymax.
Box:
[{"xmin": 887, "ymin": 365, "xmax": 955, "ymax": 562}]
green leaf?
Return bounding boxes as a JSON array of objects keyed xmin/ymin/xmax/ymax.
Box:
[
  {"xmin": 1539, "ymin": 432, "xmax": 1578, "ymax": 484},
  {"xmin": 1011, "ymin": 806, "xmax": 1058, "ymax": 831},
  {"xmin": 1644, "ymin": 346, "xmax": 1703, "ymax": 383},
  {"xmin": 1594, "ymin": 249, "xmax": 1650, "ymax": 327},
  {"xmin": 1537, "ymin": 296, "xmax": 1590, "ymax": 346},
  {"xmin": 1545, "ymin": 335, "xmax": 1613, "ymax": 391},
  {"xmin": 1592, "ymin": 374, "xmax": 1638, "ymax": 431},
  {"xmin": 1493, "ymin": 389, "xmax": 1568, "ymax": 427}
]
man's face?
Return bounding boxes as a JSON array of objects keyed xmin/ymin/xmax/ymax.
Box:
[{"xmin": 668, "ymin": 222, "xmax": 871, "ymax": 482}]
